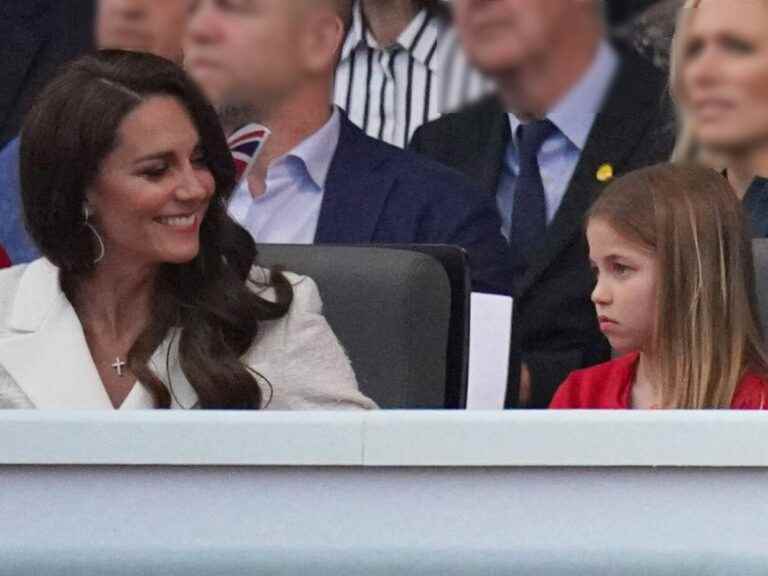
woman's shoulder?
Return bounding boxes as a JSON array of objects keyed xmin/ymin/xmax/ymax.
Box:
[
  {"xmin": 244, "ymin": 267, "xmax": 373, "ymax": 410},
  {"xmin": 549, "ymin": 353, "xmax": 639, "ymax": 409},
  {"xmin": 247, "ymin": 265, "xmax": 322, "ymax": 313},
  {"xmin": 0, "ymin": 261, "xmax": 34, "ymax": 326},
  {"xmin": 0, "ymin": 260, "xmax": 30, "ymax": 286}
]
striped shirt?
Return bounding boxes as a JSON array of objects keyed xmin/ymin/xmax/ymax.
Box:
[{"xmin": 334, "ymin": 2, "xmax": 492, "ymax": 148}]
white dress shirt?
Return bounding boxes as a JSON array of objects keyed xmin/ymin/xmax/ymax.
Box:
[
  {"xmin": 335, "ymin": 1, "xmax": 491, "ymax": 148},
  {"xmin": 228, "ymin": 108, "xmax": 341, "ymax": 244}
]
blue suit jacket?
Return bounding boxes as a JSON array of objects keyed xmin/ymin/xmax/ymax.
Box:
[
  {"xmin": 317, "ymin": 115, "xmax": 512, "ymax": 294},
  {"xmin": 0, "ymin": 137, "xmax": 39, "ymax": 264}
]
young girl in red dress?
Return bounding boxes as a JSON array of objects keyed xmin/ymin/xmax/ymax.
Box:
[{"xmin": 550, "ymin": 163, "xmax": 768, "ymax": 409}]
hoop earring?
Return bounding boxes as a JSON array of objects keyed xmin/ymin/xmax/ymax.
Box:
[{"xmin": 83, "ymin": 205, "xmax": 105, "ymax": 264}]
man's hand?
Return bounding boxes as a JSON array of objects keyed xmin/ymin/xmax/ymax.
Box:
[{"xmin": 518, "ymin": 363, "xmax": 532, "ymax": 407}]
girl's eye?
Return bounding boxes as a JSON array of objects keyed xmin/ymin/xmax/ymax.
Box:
[{"xmin": 612, "ymin": 262, "xmax": 632, "ymax": 277}]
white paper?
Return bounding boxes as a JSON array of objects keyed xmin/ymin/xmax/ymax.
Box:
[{"xmin": 466, "ymin": 292, "xmax": 514, "ymax": 410}]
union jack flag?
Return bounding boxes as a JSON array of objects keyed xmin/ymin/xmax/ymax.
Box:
[{"xmin": 227, "ymin": 123, "xmax": 270, "ymax": 183}]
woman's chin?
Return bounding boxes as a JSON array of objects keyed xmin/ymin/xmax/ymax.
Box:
[{"xmin": 155, "ymin": 244, "xmax": 201, "ymax": 265}]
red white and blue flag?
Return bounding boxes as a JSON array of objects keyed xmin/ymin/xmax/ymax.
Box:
[{"xmin": 227, "ymin": 123, "xmax": 270, "ymax": 183}]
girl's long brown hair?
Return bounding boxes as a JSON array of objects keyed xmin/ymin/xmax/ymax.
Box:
[{"xmin": 589, "ymin": 163, "xmax": 768, "ymax": 408}]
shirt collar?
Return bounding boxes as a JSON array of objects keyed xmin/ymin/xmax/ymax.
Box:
[
  {"xmin": 280, "ymin": 107, "xmax": 342, "ymax": 191},
  {"xmin": 507, "ymin": 40, "xmax": 619, "ymax": 151},
  {"xmin": 340, "ymin": 1, "xmax": 366, "ymax": 62},
  {"xmin": 340, "ymin": 1, "xmax": 443, "ymax": 72}
]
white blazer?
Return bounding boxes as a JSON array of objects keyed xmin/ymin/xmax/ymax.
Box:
[{"xmin": 0, "ymin": 258, "xmax": 376, "ymax": 410}]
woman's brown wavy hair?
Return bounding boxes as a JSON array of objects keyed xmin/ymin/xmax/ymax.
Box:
[{"xmin": 20, "ymin": 50, "xmax": 292, "ymax": 409}]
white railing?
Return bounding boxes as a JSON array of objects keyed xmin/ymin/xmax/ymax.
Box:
[{"xmin": 1, "ymin": 411, "xmax": 766, "ymax": 575}]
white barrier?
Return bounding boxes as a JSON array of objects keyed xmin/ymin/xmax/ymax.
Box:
[{"xmin": 0, "ymin": 411, "xmax": 766, "ymax": 575}]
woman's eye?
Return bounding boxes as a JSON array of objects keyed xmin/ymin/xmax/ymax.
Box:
[
  {"xmin": 191, "ymin": 153, "xmax": 208, "ymax": 167},
  {"xmin": 141, "ymin": 163, "xmax": 169, "ymax": 179}
]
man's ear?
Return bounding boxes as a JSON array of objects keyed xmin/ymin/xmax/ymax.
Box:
[{"xmin": 300, "ymin": 9, "xmax": 345, "ymax": 74}]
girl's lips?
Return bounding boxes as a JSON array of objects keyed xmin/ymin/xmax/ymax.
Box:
[{"xmin": 598, "ymin": 316, "xmax": 618, "ymax": 332}]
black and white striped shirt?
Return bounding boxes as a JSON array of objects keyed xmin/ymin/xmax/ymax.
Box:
[{"xmin": 334, "ymin": 2, "xmax": 492, "ymax": 148}]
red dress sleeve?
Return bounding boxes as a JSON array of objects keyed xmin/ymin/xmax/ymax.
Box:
[
  {"xmin": 731, "ymin": 372, "xmax": 768, "ymax": 409},
  {"xmin": 0, "ymin": 246, "xmax": 10, "ymax": 269},
  {"xmin": 549, "ymin": 353, "xmax": 639, "ymax": 409},
  {"xmin": 549, "ymin": 371, "xmax": 584, "ymax": 408}
]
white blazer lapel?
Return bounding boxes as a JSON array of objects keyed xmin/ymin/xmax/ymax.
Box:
[{"xmin": 0, "ymin": 259, "xmax": 113, "ymax": 409}]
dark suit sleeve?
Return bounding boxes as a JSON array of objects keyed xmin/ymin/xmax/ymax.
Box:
[
  {"xmin": 0, "ymin": 139, "xmax": 39, "ymax": 264},
  {"xmin": 525, "ymin": 349, "xmax": 587, "ymax": 408},
  {"xmin": 409, "ymin": 122, "xmax": 450, "ymax": 165},
  {"xmin": 447, "ymin": 192, "xmax": 514, "ymax": 295},
  {"xmin": 410, "ymin": 124, "xmax": 514, "ymax": 295},
  {"xmin": 411, "ymin": 164, "xmax": 514, "ymax": 295},
  {"xmin": 409, "ymin": 125, "xmax": 426, "ymax": 154},
  {"xmin": 0, "ymin": 0, "xmax": 93, "ymax": 147}
]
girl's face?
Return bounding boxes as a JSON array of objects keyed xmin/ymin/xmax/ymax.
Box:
[
  {"xmin": 680, "ymin": 0, "xmax": 768, "ymax": 154},
  {"xmin": 587, "ymin": 218, "xmax": 658, "ymax": 356}
]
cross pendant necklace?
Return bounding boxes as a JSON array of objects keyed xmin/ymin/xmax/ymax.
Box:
[{"xmin": 111, "ymin": 357, "xmax": 127, "ymax": 377}]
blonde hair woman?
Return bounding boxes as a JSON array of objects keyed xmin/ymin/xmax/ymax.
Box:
[
  {"xmin": 670, "ymin": 0, "xmax": 768, "ymax": 236},
  {"xmin": 550, "ymin": 163, "xmax": 768, "ymax": 409}
]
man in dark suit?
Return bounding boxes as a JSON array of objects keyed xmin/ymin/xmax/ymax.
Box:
[
  {"xmin": 0, "ymin": 0, "xmax": 192, "ymax": 265},
  {"xmin": 411, "ymin": 0, "xmax": 675, "ymax": 406},
  {"xmin": 0, "ymin": 0, "xmax": 93, "ymax": 149},
  {"xmin": 185, "ymin": 0, "xmax": 512, "ymax": 294},
  {"xmin": 0, "ymin": 0, "xmax": 91, "ymax": 265}
]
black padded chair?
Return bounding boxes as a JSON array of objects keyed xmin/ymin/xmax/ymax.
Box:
[
  {"xmin": 752, "ymin": 239, "xmax": 768, "ymax": 337},
  {"xmin": 256, "ymin": 244, "xmax": 469, "ymax": 409},
  {"xmin": 377, "ymin": 244, "xmax": 471, "ymax": 408}
]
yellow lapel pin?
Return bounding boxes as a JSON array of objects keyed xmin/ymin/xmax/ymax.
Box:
[{"xmin": 596, "ymin": 163, "xmax": 614, "ymax": 183}]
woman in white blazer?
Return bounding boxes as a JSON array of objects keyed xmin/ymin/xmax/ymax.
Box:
[{"xmin": 2, "ymin": 50, "xmax": 375, "ymax": 411}]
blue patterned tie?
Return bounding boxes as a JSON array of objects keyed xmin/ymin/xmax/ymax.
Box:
[{"xmin": 509, "ymin": 119, "xmax": 556, "ymax": 273}]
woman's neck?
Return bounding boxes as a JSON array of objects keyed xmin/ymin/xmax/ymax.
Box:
[
  {"xmin": 361, "ymin": 0, "xmax": 420, "ymax": 47},
  {"xmin": 632, "ymin": 351, "xmax": 662, "ymax": 409},
  {"xmin": 724, "ymin": 144, "xmax": 768, "ymax": 199},
  {"xmin": 68, "ymin": 257, "xmax": 157, "ymax": 343}
]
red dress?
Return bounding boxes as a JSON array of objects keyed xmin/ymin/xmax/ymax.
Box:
[
  {"xmin": 549, "ymin": 352, "xmax": 768, "ymax": 409},
  {"xmin": 0, "ymin": 246, "xmax": 10, "ymax": 269}
]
